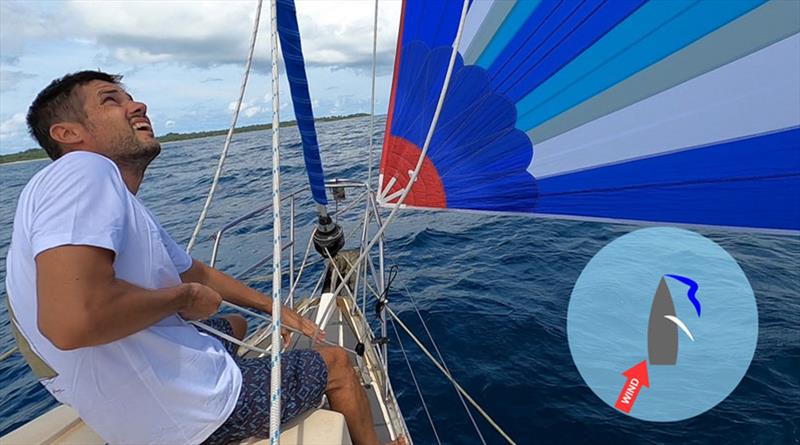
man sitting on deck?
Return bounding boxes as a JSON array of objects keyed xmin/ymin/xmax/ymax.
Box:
[{"xmin": 5, "ymin": 70, "xmax": 383, "ymax": 445}]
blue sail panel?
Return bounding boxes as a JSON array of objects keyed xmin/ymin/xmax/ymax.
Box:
[
  {"xmin": 535, "ymin": 127, "xmax": 800, "ymax": 231},
  {"xmin": 277, "ymin": 0, "xmax": 327, "ymax": 206}
]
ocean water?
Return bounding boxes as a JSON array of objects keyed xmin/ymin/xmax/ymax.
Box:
[{"xmin": 1, "ymin": 116, "xmax": 798, "ymax": 444}]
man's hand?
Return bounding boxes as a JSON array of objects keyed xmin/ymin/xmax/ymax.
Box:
[
  {"xmin": 181, "ymin": 260, "xmax": 326, "ymax": 340},
  {"xmin": 284, "ymin": 307, "xmax": 325, "ymax": 342},
  {"xmin": 279, "ymin": 307, "xmax": 325, "ymax": 347},
  {"xmin": 178, "ymin": 283, "xmax": 222, "ymax": 321}
]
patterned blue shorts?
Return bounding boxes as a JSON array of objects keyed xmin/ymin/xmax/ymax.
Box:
[{"xmin": 202, "ymin": 317, "xmax": 329, "ymax": 445}]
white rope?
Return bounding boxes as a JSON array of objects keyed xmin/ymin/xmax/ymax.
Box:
[
  {"xmin": 366, "ymin": 0, "xmax": 379, "ymax": 190},
  {"xmin": 191, "ymin": 320, "xmax": 272, "ymax": 355},
  {"xmin": 328, "ymin": 0, "xmax": 470, "ymax": 301},
  {"xmin": 189, "ymin": 320, "xmax": 357, "ymax": 356},
  {"xmin": 386, "ymin": 306, "xmax": 516, "ymax": 445},
  {"xmin": 268, "ymin": 0, "xmax": 283, "ymax": 440},
  {"xmin": 186, "ymin": 0, "xmax": 263, "ymax": 253}
]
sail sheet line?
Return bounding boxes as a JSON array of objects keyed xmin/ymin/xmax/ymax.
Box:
[
  {"xmin": 389, "ymin": 319, "xmax": 443, "ymax": 445},
  {"xmin": 387, "ymin": 306, "xmax": 517, "ymax": 445},
  {"xmin": 400, "ymin": 282, "xmax": 488, "ymax": 444}
]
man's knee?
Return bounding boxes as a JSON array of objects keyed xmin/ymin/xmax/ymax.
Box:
[
  {"xmin": 315, "ymin": 346, "xmax": 350, "ymax": 372},
  {"xmin": 222, "ymin": 314, "xmax": 247, "ymax": 341}
]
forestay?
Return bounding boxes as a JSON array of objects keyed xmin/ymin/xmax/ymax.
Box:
[{"xmin": 379, "ymin": 0, "xmax": 800, "ymax": 233}]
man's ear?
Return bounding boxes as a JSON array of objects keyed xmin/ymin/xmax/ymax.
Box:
[{"xmin": 49, "ymin": 122, "xmax": 85, "ymax": 147}]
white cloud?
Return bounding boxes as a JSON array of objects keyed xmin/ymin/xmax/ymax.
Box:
[
  {"xmin": 0, "ymin": 1, "xmax": 65, "ymax": 64},
  {"xmin": 165, "ymin": 120, "xmax": 176, "ymax": 128},
  {"xmin": 0, "ymin": 70, "xmax": 37, "ymax": 93},
  {"xmin": 58, "ymin": 0, "xmax": 400, "ymax": 70},
  {"xmin": 229, "ymin": 100, "xmax": 253, "ymax": 112},
  {"xmin": 243, "ymin": 106, "xmax": 261, "ymax": 118},
  {"xmin": 0, "ymin": 1, "xmax": 401, "ymax": 154},
  {"xmin": 227, "ymin": 99, "xmax": 263, "ymax": 118},
  {"xmin": 0, "ymin": 112, "xmax": 28, "ymax": 142}
]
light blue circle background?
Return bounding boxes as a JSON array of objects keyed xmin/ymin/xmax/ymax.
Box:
[{"xmin": 567, "ymin": 227, "xmax": 758, "ymax": 421}]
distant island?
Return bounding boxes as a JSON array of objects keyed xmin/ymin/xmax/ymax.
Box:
[{"xmin": 0, "ymin": 113, "xmax": 370, "ymax": 165}]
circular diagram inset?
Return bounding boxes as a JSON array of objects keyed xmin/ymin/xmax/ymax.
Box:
[{"xmin": 567, "ymin": 227, "xmax": 758, "ymax": 421}]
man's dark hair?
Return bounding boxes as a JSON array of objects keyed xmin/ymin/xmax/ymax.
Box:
[{"xmin": 27, "ymin": 70, "xmax": 123, "ymax": 160}]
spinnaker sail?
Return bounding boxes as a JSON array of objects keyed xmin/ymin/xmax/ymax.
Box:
[{"xmin": 379, "ymin": 0, "xmax": 800, "ymax": 232}]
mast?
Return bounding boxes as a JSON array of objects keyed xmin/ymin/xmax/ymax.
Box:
[{"xmin": 268, "ymin": 0, "xmax": 283, "ymax": 441}]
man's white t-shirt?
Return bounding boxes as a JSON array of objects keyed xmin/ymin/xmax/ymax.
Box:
[{"xmin": 5, "ymin": 151, "xmax": 242, "ymax": 444}]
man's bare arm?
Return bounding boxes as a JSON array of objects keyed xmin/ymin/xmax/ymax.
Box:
[
  {"xmin": 180, "ymin": 259, "xmax": 322, "ymax": 338},
  {"xmin": 36, "ymin": 245, "xmax": 221, "ymax": 350}
]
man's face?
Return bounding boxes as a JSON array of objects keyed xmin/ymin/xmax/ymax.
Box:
[{"xmin": 77, "ymin": 80, "xmax": 160, "ymax": 166}]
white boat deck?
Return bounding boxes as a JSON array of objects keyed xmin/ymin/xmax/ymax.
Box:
[{"xmin": 2, "ymin": 404, "xmax": 352, "ymax": 445}]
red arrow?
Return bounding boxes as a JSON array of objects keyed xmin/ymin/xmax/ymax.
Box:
[{"xmin": 614, "ymin": 360, "xmax": 650, "ymax": 414}]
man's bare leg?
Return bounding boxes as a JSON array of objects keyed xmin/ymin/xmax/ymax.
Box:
[
  {"xmin": 222, "ymin": 314, "xmax": 248, "ymax": 341},
  {"xmin": 315, "ymin": 346, "xmax": 380, "ymax": 445}
]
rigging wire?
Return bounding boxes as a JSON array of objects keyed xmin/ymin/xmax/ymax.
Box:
[
  {"xmin": 386, "ymin": 305, "xmax": 517, "ymax": 445},
  {"xmin": 367, "ymin": 0, "xmax": 379, "ymax": 190},
  {"xmin": 389, "ymin": 318, "xmax": 442, "ymax": 445},
  {"xmin": 401, "ymin": 281, "xmax": 487, "ymax": 444},
  {"xmin": 286, "ymin": 227, "xmax": 317, "ymax": 304},
  {"xmin": 186, "ymin": 0, "xmax": 264, "ymax": 253},
  {"xmin": 401, "ymin": 283, "xmax": 487, "ymax": 444},
  {"xmin": 357, "ymin": 263, "xmax": 494, "ymax": 444},
  {"xmin": 372, "ymin": 263, "xmax": 486, "ymax": 443}
]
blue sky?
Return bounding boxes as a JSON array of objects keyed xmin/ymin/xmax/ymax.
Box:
[{"xmin": 0, "ymin": 0, "xmax": 401, "ymax": 154}]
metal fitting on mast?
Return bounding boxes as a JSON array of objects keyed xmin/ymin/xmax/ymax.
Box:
[{"xmin": 313, "ymin": 205, "xmax": 345, "ymax": 258}]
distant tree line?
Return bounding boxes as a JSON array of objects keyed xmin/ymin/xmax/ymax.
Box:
[
  {"xmin": 0, "ymin": 148, "xmax": 49, "ymax": 165},
  {"xmin": 1, "ymin": 113, "xmax": 371, "ymax": 164},
  {"xmin": 158, "ymin": 113, "xmax": 368, "ymax": 142}
]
